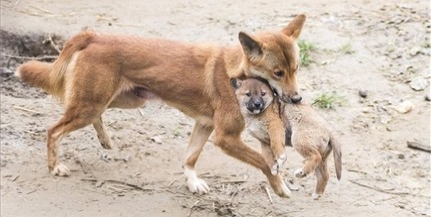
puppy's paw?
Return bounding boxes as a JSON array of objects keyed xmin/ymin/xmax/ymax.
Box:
[
  {"xmin": 294, "ymin": 168, "xmax": 306, "ymax": 178},
  {"xmin": 50, "ymin": 163, "xmax": 71, "ymax": 177},
  {"xmin": 270, "ymin": 154, "xmax": 287, "ymax": 175}
]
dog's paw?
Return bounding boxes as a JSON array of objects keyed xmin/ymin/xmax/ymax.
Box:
[
  {"xmin": 98, "ymin": 136, "xmax": 113, "ymax": 149},
  {"xmin": 294, "ymin": 168, "xmax": 306, "ymax": 178},
  {"xmin": 187, "ymin": 178, "xmax": 210, "ymax": 194},
  {"xmin": 312, "ymin": 192, "xmax": 322, "ymax": 200},
  {"xmin": 271, "ymin": 162, "xmax": 279, "ymax": 175},
  {"xmin": 184, "ymin": 168, "xmax": 209, "ymax": 194},
  {"xmin": 50, "ymin": 163, "xmax": 71, "ymax": 177}
]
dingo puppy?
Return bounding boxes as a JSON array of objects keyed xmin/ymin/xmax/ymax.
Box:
[
  {"xmin": 233, "ymin": 78, "xmax": 342, "ymax": 199},
  {"xmin": 16, "ymin": 15, "xmax": 307, "ymax": 198}
]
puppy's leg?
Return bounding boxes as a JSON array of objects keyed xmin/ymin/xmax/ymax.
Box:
[
  {"xmin": 93, "ymin": 116, "xmax": 113, "ymax": 149},
  {"xmin": 213, "ymin": 111, "xmax": 291, "ymax": 198},
  {"xmin": 265, "ymin": 114, "xmax": 286, "ymax": 175},
  {"xmin": 294, "ymin": 146, "xmax": 322, "ymax": 178},
  {"xmin": 260, "ymin": 142, "xmax": 276, "ymax": 169},
  {"xmin": 183, "ymin": 122, "xmax": 213, "ymax": 194},
  {"xmin": 48, "ymin": 104, "xmax": 105, "ymax": 176},
  {"xmin": 313, "ymin": 161, "xmax": 329, "ymax": 199}
]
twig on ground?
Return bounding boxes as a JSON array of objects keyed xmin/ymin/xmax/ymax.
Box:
[
  {"xmin": 4, "ymin": 54, "xmax": 58, "ymax": 60},
  {"xmin": 47, "ymin": 35, "xmax": 61, "ymax": 54},
  {"xmin": 187, "ymin": 200, "xmax": 200, "ymax": 217},
  {"xmin": 138, "ymin": 108, "xmax": 145, "ymax": 117},
  {"xmin": 349, "ymin": 180, "xmax": 410, "ymax": 196},
  {"xmin": 264, "ymin": 186, "xmax": 273, "ymax": 204},
  {"xmin": 167, "ymin": 178, "xmax": 178, "ymax": 187},
  {"xmin": 80, "ymin": 178, "xmax": 152, "ymax": 192},
  {"xmin": 13, "ymin": 106, "xmax": 41, "ymax": 114},
  {"xmin": 407, "ymin": 141, "xmax": 431, "ymax": 153},
  {"xmin": 221, "ymin": 180, "xmax": 247, "ymax": 184},
  {"xmin": 28, "ymin": 5, "xmax": 53, "ymax": 14}
]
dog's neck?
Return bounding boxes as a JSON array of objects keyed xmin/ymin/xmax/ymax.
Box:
[{"xmin": 222, "ymin": 45, "xmax": 246, "ymax": 79}]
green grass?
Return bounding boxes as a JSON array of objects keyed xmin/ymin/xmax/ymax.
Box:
[
  {"xmin": 312, "ymin": 92, "xmax": 346, "ymax": 109},
  {"xmin": 298, "ymin": 40, "xmax": 315, "ymax": 67},
  {"xmin": 339, "ymin": 42, "xmax": 354, "ymax": 54}
]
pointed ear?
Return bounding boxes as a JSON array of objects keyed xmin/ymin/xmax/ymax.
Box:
[
  {"xmin": 282, "ymin": 14, "xmax": 306, "ymax": 39},
  {"xmin": 230, "ymin": 78, "xmax": 242, "ymax": 90},
  {"xmin": 238, "ymin": 32, "xmax": 263, "ymax": 60}
]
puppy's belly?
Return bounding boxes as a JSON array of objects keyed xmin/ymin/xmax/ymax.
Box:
[{"xmin": 247, "ymin": 119, "xmax": 270, "ymax": 144}]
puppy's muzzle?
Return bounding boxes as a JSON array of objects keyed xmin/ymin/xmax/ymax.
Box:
[{"xmin": 247, "ymin": 98, "xmax": 265, "ymax": 113}]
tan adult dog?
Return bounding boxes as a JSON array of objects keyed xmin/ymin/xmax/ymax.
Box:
[
  {"xmin": 16, "ymin": 14, "xmax": 306, "ymax": 198},
  {"xmin": 233, "ymin": 78, "xmax": 342, "ymax": 199}
]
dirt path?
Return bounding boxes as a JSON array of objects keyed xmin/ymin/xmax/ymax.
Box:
[{"xmin": 1, "ymin": 0, "xmax": 430, "ymax": 216}]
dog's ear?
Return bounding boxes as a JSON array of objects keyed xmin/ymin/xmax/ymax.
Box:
[
  {"xmin": 238, "ymin": 32, "xmax": 263, "ymax": 60},
  {"xmin": 282, "ymin": 14, "xmax": 306, "ymax": 39},
  {"xmin": 230, "ymin": 78, "xmax": 242, "ymax": 90}
]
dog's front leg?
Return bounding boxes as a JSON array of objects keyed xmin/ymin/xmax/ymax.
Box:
[
  {"xmin": 183, "ymin": 122, "xmax": 214, "ymax": 194},
  {"xmin": 213, "ymin": 111, "xmax": 291, "ymax": 198}
]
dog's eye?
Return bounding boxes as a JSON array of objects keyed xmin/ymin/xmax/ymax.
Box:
[
  {"xmin": 274, "ymin": 70, "xmax": 284, "ymax": 77},
  {"xmin": 245, "ymin": 92, "xmax": 251, "ymax": 97},
  {"xmin": 261, "ymin": 91, "xmax": 266, "ymax": 96}
]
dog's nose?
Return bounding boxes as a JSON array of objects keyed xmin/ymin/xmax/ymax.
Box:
[
  {"xmin": 254, "ymin": 101, "xmax": 263, "ymax": 109},
  {"xmin": 291, "ymin": 95, "xmax": 302, "ymax": 104}
]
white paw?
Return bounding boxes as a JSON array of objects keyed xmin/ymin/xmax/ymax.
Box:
[
  {"xmin": 312, "ymin": 192, "xmax": 322, "ymax": 200},
  {"xmin": 51, "ymin": 163, "xmax": 70, "ymax": 176},
  {"xmin": 184, "ymin": 168, "xmax": 209, "ymax": 194},
  {"xmin": 294, "ymin": 168, "xmax": 306, "ymax": 178},
  {"xmin": 271, "ymin": 154, "xmax": 287, "ymax": 175}
]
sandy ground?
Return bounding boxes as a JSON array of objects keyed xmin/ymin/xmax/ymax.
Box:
[{"xmin": 1, "ymin": 0, "xmax": 430, "ymax": 216}]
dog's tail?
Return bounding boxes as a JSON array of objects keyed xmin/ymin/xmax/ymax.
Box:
[
  {"xmin": 329, "ymin": 133, "xmax": 342, "ymax": 180},
  {"xmin": 15, "ymin": 31, "xmax": 94, "ymax": 97}
]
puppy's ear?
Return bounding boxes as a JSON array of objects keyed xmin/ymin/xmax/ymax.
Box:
[
  {"xmin": 230, "ymin": 78, "xmax": 242, "ymax": 90},
  {"xmin": 282, "ymin": 14, "xmax": 306, "ymax": 39},
  {"xmin": 238, "ymin": 32, "xmax": 263, "ymax": 60}
]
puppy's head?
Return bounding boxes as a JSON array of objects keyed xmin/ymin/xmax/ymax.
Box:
[
  {"xmin": 237, "ymin": 14, "xmax": 306, "ymax": 104},
  {"xmin": 231, "ymin": 78, "xmax": 274, "ymax": 115}
]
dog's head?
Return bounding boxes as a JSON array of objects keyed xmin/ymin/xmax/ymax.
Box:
[
  {"xmin": 231, "ymin": 78, "xmax": 274, "ymax": 115},
  {"xmin": 238, "ymin": 14, "xmax": 306, "ymax": 104}
]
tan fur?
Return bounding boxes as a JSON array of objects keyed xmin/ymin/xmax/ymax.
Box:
[
  {"xmin": 15, "ymin": 15, "xmax": 307, "ymax": 198},
  {"xmin": 233, "ymin": 78, "xmax": 286, "ymax": 175},
  {"xmin": 237, "ymin": 79, "xmax": 342, "ymax": 199}
]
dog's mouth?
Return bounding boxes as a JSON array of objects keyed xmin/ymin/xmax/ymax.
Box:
[{"xmin": 247, "ymin": 107, "xmax": 264, "ymax": 114}]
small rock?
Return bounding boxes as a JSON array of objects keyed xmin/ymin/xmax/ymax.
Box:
[
  {"xmin": 151, "ymin": 135, "xmax": 163, "ymax": 144},
  {"xmin": 410, "ymin": 76, "xmax": 428, "ymax": 91},
  {"xmin": 358, "ymin": 89, "xmax": 368, "ymax": 98},
  {"xmin": 409, "ymin": 47, "xmax": 421, "ymax": 56},
  {"xmin": 398, "ymin": 154, "xmax": 405, "ymax": 159},
  {"xmin": 395, "ymin": 100, "xmax": 414, "ymax": 114},
  {"xmin": 425, "ymin": 88, "xmax": 431, "ymax": 101}
]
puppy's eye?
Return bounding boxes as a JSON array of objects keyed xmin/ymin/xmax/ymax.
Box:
[
  {"xmin": 274, "ymin": 70, "xmax": 284, "ymax": 77},
  {"xmin": 245, "ymin": 92, "xmax": 251, "ymax": 97},
  {"xmin": 261, "ymin": 91, "xmax": 266, "ymax": 96}
]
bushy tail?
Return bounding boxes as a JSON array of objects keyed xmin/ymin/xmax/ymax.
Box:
[
  {"xmin": 15, "ymin": 30, "xmax": 94, "ymax": 97},
  {"xmin": 330, "ymin": 134, "xmax": 342, "ymax": 180}
]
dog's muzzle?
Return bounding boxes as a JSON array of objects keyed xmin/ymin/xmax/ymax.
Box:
[{"xmin": 247, "ymin": 98, "xmax": 265, "ymax": 114}]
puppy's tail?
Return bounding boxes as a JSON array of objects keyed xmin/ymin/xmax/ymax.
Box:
[
  {"xmin": 16, "ymin": 30, "xmax": 94, "ymax": 97},
  {"xmin": 329, "ymin": 134, "xmax": 342, "ymax": 180}
]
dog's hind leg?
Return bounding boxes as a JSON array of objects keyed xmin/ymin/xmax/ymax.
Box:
[
  {"xmin": 93, "ymin": 116, "xmax": 113, "ymax": 149},
  {"xmin": 47, "ymin": 103, "xmax": 106, "ymax": 176},
  {"xmin": 313, "ymin": 161, "xmax": 329, "ymax": 199},
  {"xmin": 183, "ymin": 122, "xmax": 213, "ymax": 194},
  {"xmin": 294, "ymin": 147, "xmax": 322, "ymax": 178}
]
